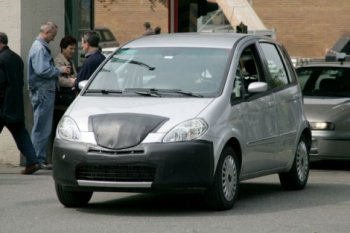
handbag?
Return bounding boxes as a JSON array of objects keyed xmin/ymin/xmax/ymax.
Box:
[{"xmin": 55, "ymin": 87, "xmax": 76, "ymax": 106}]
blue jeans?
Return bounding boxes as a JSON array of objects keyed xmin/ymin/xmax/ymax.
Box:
[
  {"xmin": 0, "ymin": 122, "xmax": 39, "ymax": 166},
  {"xmin": 30, "ymin": 89, "xmax": 55, "ymax": 164}
]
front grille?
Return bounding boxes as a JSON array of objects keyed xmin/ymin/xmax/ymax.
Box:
[
  {"xmin": 87, "ymin": 148, "xmax": 145, "ymax": 155},
  {"xmin": 76, "ymin": 165, "xmax": 156, "ymax": 182}
]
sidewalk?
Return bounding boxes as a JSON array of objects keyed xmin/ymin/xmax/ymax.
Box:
[
  {"xmin": 0, "ymin": 163, "xmax": 52, "ymax": 176},
  {"xmin": 0, "ymin": 163, "xmax": 22, "ymax": 174},
  {"xmin": 0, "ymin": 128, "xmax": 20, "ymax": 166}
]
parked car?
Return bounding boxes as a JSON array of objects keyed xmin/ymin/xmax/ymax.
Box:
[
  {"xmin": 53, "ymin": 33, "xmax": 311, "ymax": 210},
  {"xmin": 94, "ymin": 26, "xmax": 119, "ymax": 48},
  {"xmin": 296, "ymin": 62, "xmax": 350, "ymax": 161}
]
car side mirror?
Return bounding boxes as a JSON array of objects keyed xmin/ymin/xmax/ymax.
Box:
[
  {"xmin": 248, "ymin": 82, "xmax": 268, "ymax": 93},
  {"xmin": 78, "ymin": 80, "xmax": 89, "ymax": 90}
]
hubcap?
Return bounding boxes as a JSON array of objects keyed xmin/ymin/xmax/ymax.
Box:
[
  {"xmin": 296, "ymin": 141, "xmax": 309, "ymax": 182},
  {"xmin": 221, "ymin": 155, "xmax": 237, "ymax": 201}
]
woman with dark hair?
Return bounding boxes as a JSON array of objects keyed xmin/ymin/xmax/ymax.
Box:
[{"xmin": 54, "ymin": 35, "xmax": 77, "ymax": 107}]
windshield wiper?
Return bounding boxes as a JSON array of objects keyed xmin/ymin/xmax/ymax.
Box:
[
  {"xmin": 85, "ymin": 89, "xmax": 123, "ymax": 94},
  {"xmin": 125, "ymin": 88, "xmax": 161, "ymax": 97},
  {"xmin": 124, "ymin": 88, "xmax": 203, "ymax": 97},
  {"xmin": 169, "ymin": 89, "xmax": 203, "ymax": 97},
  {"xmin": 129, "ymin": 60, "xmax": 155, "ymax": 70},
  {"xmin": 111, "ymin": 58, "xmax": 155, "ymax": 70},
  {"xmin": 100, "ymin": 68, "xmax": 111, "ymax": 72}
]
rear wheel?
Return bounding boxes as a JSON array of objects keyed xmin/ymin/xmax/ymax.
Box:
[
  {"xmin": 205, "ymin": 147, "xmax": 239, "ymax": 210},
  {"xmin": 279, "ymin": 135, "xmax": 310, "ymax": 190},
  {"xmin": 55, "ymin": 182, "xmax": 93, "ymax": 207}
]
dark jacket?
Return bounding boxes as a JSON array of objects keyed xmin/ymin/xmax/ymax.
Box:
[
  {"xmin": 0, "ymin": 46, "xmax": 25, "ymax": 123},
  {"xmin": 75, "ymin": 50, "xmax": 105, "ymax": 90}
]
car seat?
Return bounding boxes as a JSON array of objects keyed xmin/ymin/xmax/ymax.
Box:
[
  {"xmin": 319, "ymin": 78, "xmax": 338, "ymax": 92},
  {"xmin": 243, "ymin": 59, "xmax": 258, "ymax": 90}
]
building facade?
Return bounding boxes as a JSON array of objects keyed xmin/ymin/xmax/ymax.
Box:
[
  {"xmin": 253, "ymin": 0, "xmax": 350, "ymax": 58},
  {"xmin": 96, "ymin": 0, "xmax": 350, "ymax": 58},
  {"xmin": 95, "ymin": 0, "xmax": 168, "ymax": 45}
]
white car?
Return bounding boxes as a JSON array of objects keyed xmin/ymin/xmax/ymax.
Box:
[{"xmin": 53, "ymin": 33, "xmax": 311, "ymax": 210}]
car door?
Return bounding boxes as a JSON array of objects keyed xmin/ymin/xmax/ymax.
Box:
[
  {"xmin": 259, "ymin": 42, "xmax": 302, "ymax": 167},
  {"xmin": 231, "ymin": 42, "xmax": 279, "ymax": 175}
]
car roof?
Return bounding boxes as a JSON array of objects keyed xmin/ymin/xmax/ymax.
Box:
[
  {"xmin": 123, "ymin": 32, "xmax": 266, "ymax": 49},
  {"xmin": 94, "ymin": 26, "xmax": 111, "ymax": 30},
  {"xmin": 297, "ymin": 62, "xmax": 350, "ymax": 69}
]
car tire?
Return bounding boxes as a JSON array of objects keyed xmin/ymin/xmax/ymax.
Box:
[
  {"xmin": 279, "ymin": 135, "xmax": 310, "ymax": 190},
  {"xmin": 55, "ymin": 182, "xmax": 93, "ymax": 207},
  {"xmin": 205, "ymin": 147, "xmax": 239, "ymax": 210}
]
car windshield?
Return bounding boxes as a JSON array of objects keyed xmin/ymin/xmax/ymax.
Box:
[
  {"xmin": 297, "ymin": 66, "xmax": 350, "ymax": 97},
  {"xmin": 85, "ymin": 47, "xmax": 230, "ymax": 97}
]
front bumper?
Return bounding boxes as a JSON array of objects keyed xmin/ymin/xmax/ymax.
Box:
[
  {"xmin": 310, "ymin": 130, "xmax": 350, "ymax": 160},
  {"xmin": 52, "ymin": 139, "xmax": 214, "ymax": 192}
]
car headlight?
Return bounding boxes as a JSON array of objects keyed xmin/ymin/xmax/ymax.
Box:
[
  {"xmin": 309, "ymin": 122, "xmax": 335, "ymax": 130},
  {"xmin": 57, "ymin": 116, "xmax": 81, "ymax": 141},
  {"xmin": 162, "ymin": 118, "xmax": 208, "ymax": 142}
]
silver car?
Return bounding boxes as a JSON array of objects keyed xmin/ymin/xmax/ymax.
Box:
[
  {"xmin": 53, "ymin": 33, "xmax": 311, "ymax": 210},
  {"xmin": 297, "ymin": 62, "xmax": 350, "ymax": 161}
]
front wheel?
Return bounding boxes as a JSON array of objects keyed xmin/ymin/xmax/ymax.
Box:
[
  {"xmin": 205, "ymin": 147, "xmax": 239, "ymax": 210},
  {"xmin": 55, "ymin": 182, "xmax": 93, "ymax": 207},
  {"xmin": 279, "ymin": 135, "xmax": 310, "ymax": 190}
]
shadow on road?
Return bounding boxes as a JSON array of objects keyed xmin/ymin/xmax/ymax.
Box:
[
  {"xmin": 311, "ymin": 160, "xmax": 350, "ymax": 171},
  {"xmin": 73, "ymin": 160, "xmax": 350, "ymax": 216},
  {"xmin": 76, "ymin": 176, "xmax": 350, "ymax": 216},
  {"xmin": 80, "ymin": 192, "xmax": 209, "ymax": 215}
]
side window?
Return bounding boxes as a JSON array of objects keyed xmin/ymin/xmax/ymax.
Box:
[
  {"xmin": 103, "ymin": 30, "xmax": 115, "ymax": 42},
  {"xmin": 232, "ymin": 45, "xmax": 261, "ymax": 99},
  {"xmin": 232, "ymin": 64, "xmax": 243, "ymax": 98},
  {"xmin": 260, "ymin": 43, "xmax": 289, "ymax": 88}
]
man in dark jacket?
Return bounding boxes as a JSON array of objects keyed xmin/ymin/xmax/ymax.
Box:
[
  {"xmin": 75, "ymin": 31, "xmax": 105, "ymax": 90},
  {"xmin": 0, "ymin": 32, "xmax": 40, "ymax": 174}
]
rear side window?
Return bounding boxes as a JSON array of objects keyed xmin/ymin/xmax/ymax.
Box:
[
  {"xmin": 297, "ymin": 67, "xmax": 350, "ymax": 97},
  {"xmin": 100, "ymin": 29, "xmax": 115, "ymax": 42},
  {"xmin": 260, "ymin": 43, "xmax": 289, "ymax": 88},
  {"xmin": 232, "ymin": 44, "xmax": 263, "ymax": 99}
]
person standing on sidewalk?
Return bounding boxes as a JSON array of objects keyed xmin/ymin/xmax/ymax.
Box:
[
  {"xmin": 0, "ymin": 32, "xmax": 40, "ymax": 174},
  {"xmin": 54, "ymin": 35, "xmax": 77, "ymax": 108},
  {"xmin": 142, "ymin": 22, "xmax": 155, "ymax": 36},
  {"xmin": 74, "ymin": 31, "xmax": 105, "ymax": 91},
  {"xmin": 28, "ymin": 22, "xmax": 71, "ymax": 169}
]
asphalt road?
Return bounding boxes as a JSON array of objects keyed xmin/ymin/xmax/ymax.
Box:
[{"xmin": 0, "ymin": 161, "xmax": 349, "ymax": 233}]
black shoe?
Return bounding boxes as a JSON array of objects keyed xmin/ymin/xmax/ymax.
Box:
[
  {"xmin": 21, "ymin": 164, "xmax": 40, "ymax": 175},
  {"xmin": 39, "ymin": 163, "xmax": 52, "ymax": 170}
]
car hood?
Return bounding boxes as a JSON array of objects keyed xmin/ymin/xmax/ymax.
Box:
[
  {"xmin": 67, "ymin": 96, "xmax": 215, "ymax": 132},
  {"xmin": 303, "ymin": 97, "xmax": 350, "ymax": 122}
]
